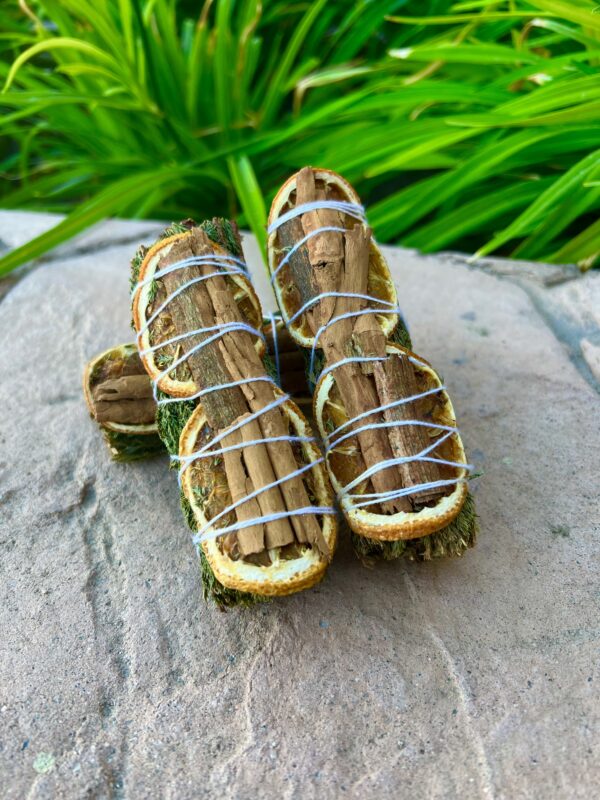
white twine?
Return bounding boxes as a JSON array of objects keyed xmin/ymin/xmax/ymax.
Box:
[
  {"xmin": 270, "ymin": 226, "xmax": 347, "ymax": 283},
  {"xmin": 148, "ymin": 321, "xmax": 265, "ymax": 403},
  {"xmin": 267, "ymin": 200, "xmax": 366, "ymax": 235},
  {"xmin": 133, "ymin": 255, "xmax": 335, "ymax": 545},
  {"xmin": 269, "ymin": 199, "xmax": 473, "ymax": 509},
  {"xmin": 172, "ymin": 391, "xmax": 290, "ymax": 482},
  {"xmin": 133, "ymin": 254, "xmax": 248, "ymax": 297},
  {"xmin": 157, "ymin": 375, "xmax": 274, "ymax": 407},
  {"xmin": 279, "ymin": 289, "xmax": 401, "ymax": 378},
  {"xmin": 137, "ymin": 267, "xmax": 248, "ymax": 339}
]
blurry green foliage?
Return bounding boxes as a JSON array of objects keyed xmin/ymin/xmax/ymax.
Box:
[{"xmin": 0, "ymin": 0, "xmax": 599, "ymax": 274}]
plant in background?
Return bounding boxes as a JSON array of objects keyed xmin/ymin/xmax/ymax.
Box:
[{"xmin": 0, "ymin": 0, "xmax": 599, "ymax": 276}]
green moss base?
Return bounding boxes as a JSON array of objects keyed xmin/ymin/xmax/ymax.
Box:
[
  {"xmin": 180, "ymin": 489, "xmax": 266, "ymax": 610},
  {"xmin": 199, "ymin": 550, "xmax": 269, "ymax": 610},
  {"xmin": 102, "ymin": 428, "xmax": 165, "ymax": 463},
  {"xmin": 390, "ymin": 315, "xmax": 412, "ymax": 350},
  {"xmin": 351, "ymin": 491, "xmax": 478, "ymax": 563}
]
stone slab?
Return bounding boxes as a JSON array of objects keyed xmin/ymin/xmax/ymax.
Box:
[{"xmin": 0, "ymin": 214, "xmax": 598, "ymax": 799}]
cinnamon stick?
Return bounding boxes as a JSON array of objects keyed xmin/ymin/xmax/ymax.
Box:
[
  {"xmin": 91, "ymin": 368, "xmax": 156, "ymax": 425},
  {"xmin": 373, "ymin": 354, "xmax": 445, "ymax": 507},
  {"xmin": 221, "ymin": 424, "xmax": 263, "ymax": 554}
]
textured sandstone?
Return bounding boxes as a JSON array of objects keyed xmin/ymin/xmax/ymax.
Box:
[{"xmin": 0, "ymin": 211, "xmax": 598, "ymax": 799}]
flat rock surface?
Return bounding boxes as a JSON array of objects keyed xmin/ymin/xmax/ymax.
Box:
[{"xmin": 0, "ymin": 211, "xmax": 598, "ymax": 800}]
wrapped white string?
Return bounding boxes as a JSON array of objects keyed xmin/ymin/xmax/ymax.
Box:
[
  {"xmin": 192, "ymin": 505, "xmax": 333, "ymax": 544},
  {"xmin": 270, "ymin": 199, "xmax": 473, "ymax": 509},
  {"xmin": 137, "ymin": 267, "xmax": 249, "ymax": 339},
  {"xmin": 133, "ymin": 254, "xmax": 248, "ymax": 297},
  {"xmin": 325, "ymin": 385, "xmax": 445, "ymax": 447},
  {"xmin": 157, "ymin": 374, "xmax": 274, "ymax": 407},
  {"xmin": 278, "ymin": 289, "xmax": 401, "ymax": 378},
  {"xmin": 270, "ymin": 226, "xmax": 346, "ymax": 283},
  {"xmin": 171, "ymin": 391, "xmax": 290, "ymax": 482},
  {"xmin": 267, "ymin": 200, "xmax": 366, "ymax": 235},
  {"xmin": 140, "ymin": 320, "xmax": 265, "ymax": 403},
  {"xmin": 133, "ymin": 253, "xmax": 334, "ymax": 546},
  {"xmin": 193, "ymin": 460, "xmax": 331, "ymax": 544}
]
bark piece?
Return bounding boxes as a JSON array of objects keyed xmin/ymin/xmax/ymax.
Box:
[
  {"xmin": 296, "ymin": 167, "xmax": 344, "ymax": 329},
  {"xmin": 373, "ymin": 353, "xmax": 445, "ymax": 509},
  {"xmin": 275, "ymin": 217, "xmax": 317, "ymax": 332},
  {"xmin": 91, "ymin": 372, "xmax": 156, "ymax": 425}
]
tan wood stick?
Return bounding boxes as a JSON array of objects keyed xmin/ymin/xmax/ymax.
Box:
[
  {"xmin": 221, "ymin": 425, "xmax": 264, "ymax": 556},
  {"xmin": 92, "ymin": 372, "xmax": 156, "ymax": 425},
  {"xmin": 296, "ymin": 169, "xmax": 344, "ymax": 329},
  {"xmin": 372, "ymin": 354, "xmax": 446, "ymax": 508}
]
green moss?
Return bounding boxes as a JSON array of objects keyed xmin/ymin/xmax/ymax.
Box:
[
  {"xmin": 200, "ymin": 217, "xmax": 243, "ymax": 258},
  {"xmin": 390, "ymin": 315, "xmax": 412, "ymax": 350},
  {"xmin": 263, "ymin": 351, "xmax": 278, "ymax": 384},
  {"xmin": 180, "ymin": 490, "xmax": 198, "ymax": 532},
  {"xmin": 351, "ymin": 491, "xmax": 478, "ymax": 563},
  {"xmin": 156, "ymin": 393, "xmax": 196, "ymax": 458},
  {"xmin": 199, "ymin": 550, "xmax": 268, "ymax": 610},
  {"xmin": 102, "ymin": 428, "xmax": 165, "ymax": 463}
]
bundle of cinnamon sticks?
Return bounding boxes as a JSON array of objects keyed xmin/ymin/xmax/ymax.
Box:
[
  {"xmin": 83, "ymin": 168, "xmax": 478, "ymax": 609},
  {"xmin": 130, "ymin": 218, "xmax": 336, "ymax": 603},
  {"xmin": 83, "ymin": 343, "xmax": 163, "ymax": 462},
  {"xmin": 268, "ymin": 167, "xmax": 477, "ymax": 557}
]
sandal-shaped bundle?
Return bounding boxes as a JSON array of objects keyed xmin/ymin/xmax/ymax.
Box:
[
  {"xmin": 83, "ymin": 343, "xmax": 164, "ymax": 462},
  {"xmin": 131, "ymin": 218, "xmax": 336, "ymax": 606},
  {"xmin": 267, "ymin": 168, "xmax": 477, "ymax": 560}
]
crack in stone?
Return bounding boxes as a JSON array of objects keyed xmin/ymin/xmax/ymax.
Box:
[
  {"xmin": 403, "ymin": 571, "xmax": 496, "ymax": 800},
  {"xmin": 38, "ymin": 477, "xmax": 97, "ymax": 522},
  {"xmin": 45, "ymin": 393, "xmax": 80, "ymax": 406},
  {"xmin": 443, "ymin": 251, "xmax": 582, "ymax": 289},
  {"xmin": 210, "ymin": 621, "xmax": 279, "ymax": 789},
  {"xmin": 440, "ymin": 251, "xmax": 600, "ymax": 394},
  {"xmin": 76, "ymin": 444, "xmax": 135, "ymax": 798}
]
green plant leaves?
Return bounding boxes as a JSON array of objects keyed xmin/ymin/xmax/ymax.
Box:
[
  {"xmin": 3, "ymin": 37, "xmax": 117, "ymax": 93},
  {"xmin": 0, "ymin": 0, "xmax": 599, "ymax": 275},
  {"xmin": 227, "ymin": 155, "xmax": 267, "ymax": 262},
  {"xmin": 0, "ymin": 168, "xmax": 183, "ymax": 277}
]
